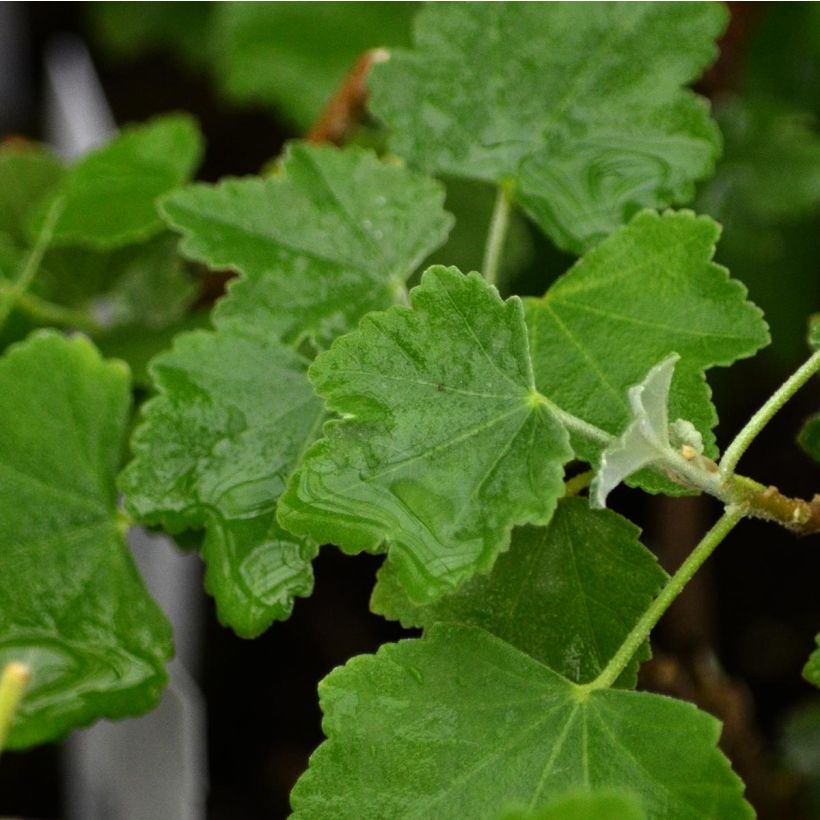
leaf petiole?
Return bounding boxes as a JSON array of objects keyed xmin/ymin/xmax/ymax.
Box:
[
  {"xmin": 0, "ymin": 661, "xmax": 31, "ymax": 755},
  {"xmin": 577, "ymin": 506, "xmax": 744, "ymax": 694},
  {"xmin": 481, "ymin": 183, "xmax": 512, "ymax": 288},
  {"xmin": 0, "ymin": 195, "xmax": 65, "ymax": 333}
]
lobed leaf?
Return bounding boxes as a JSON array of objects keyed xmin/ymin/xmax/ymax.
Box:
[
  {"xmin": 279, "ymin": 266, "xmax": 572, "ymax": 604},
  {"xmin": 525, "ymin": 210, "xmax": 770, "ymax": 485},
  {"xmin": 290, "ymin": 625, "xmax": 752, "ymax": 819},
  {"xmin": 161, "ymin": 142, "xmax": 453, "ymax": 347},
  {"xmin": 123, "ymin": 145, "xmax": 452, "ymax": 635},
  {"xmin": 119, "ymin": 315, "xmax": 324, "ymax": 638},
  {"xmin": 371, "ymin": 498, "xmax": 666, "ymax": 688},
  {"xmin": 0, "ymin": 332, "xmax": 172, "ymax": 747},
  {"xmin": 29, "ymin": 114, "xmax": 203, "ymax": 250},
  {"xmin": 371, "ymin": 3, "xmax": 725, "ymax": 253}
]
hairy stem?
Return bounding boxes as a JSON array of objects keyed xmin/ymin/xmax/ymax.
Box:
[
  {"xmin": 720, "ymin": 349, "xmax": 820, "ymax": 476},
  {"xmin": 0, "ymin": 661, "xmax": 31, "ymax": 754},
  {"xmin": 0, "ymin": 196, "xmax": 64, "ymax": 333},
  {"xmin": 580, "ymin": 507, "xmax": 743, "ymax": 692},
  {"xmin": 482, "ymin": 184, "xmax": 512, "ymax": 287}
]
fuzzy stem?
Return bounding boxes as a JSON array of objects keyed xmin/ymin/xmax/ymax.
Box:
[
  {"xmin": 579, "ymin": 507, "xmax": 744, "ymax": 693},
  {"xmin": 720, "ymin": 350, "xmax": 820, "ymax": 476},
  {"xmin": 481, "ymin": 184, "xmax": 512, "ymax": 288},
  {"xmin": 0, "ymin": 661, "xmax": 31, "ymax": 754}
]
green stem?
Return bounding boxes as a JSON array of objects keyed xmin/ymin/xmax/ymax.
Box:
[
  {"xmin": 481, "ymin": 184, "xmax": 512, "ymax": 287},
  {"xmin": 564, "ymin": 470, "xmax": 593, "ymax": 497},
  {"xmin": 720, "ymin": 349, "xmax": 820, "ymax": 476},
  {"xmin": 0, "ymin": 196, "xmax": 64, "ymax": 333},
  {"xmin": 5, "ymin": 288, "xmax": 103, "ymax": 334},
  {"xmin": 0, "ymin": 661, "xmax": 31, "ymax": 755},
  {"xmin": 579, "ymin": 507, "xmax": 744, "ymax": 693}
]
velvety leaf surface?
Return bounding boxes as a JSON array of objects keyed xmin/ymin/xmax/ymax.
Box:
[
  {"xmin": 29, "ymin": 114, "xmax": 203, "ymax": 249},
  {"xmin": 213, "ymin": 2, "xmax": 416, "ymax": 129},
  {"xmin": 161, "ymin": 143, "xmax": 453, "ymax": 347},
  {"xmin": 805, "ymin": 636, "xmax": 820, "ymax": 689},
  {"xmin": 371, "ymin": 3, "xmax": 724, "ymax": 253},
  {"xmin": 525, "ymin": 211, "xmax": 770, "ymax": 473},
  {"xmin": 499, "ymin": 791, "xmax": 645, "ymax": 820},
  {"xmin": 371, "ymin": 498, "xmax": 666, "ymax": 688},
  {"xmin": 291, "ymin": 625, "xmax": 752, "ymax": 819},
  {"xmin": 0, "ymin": 144, "xmax": 64, "ymax": 245},
  {"xmin": 119, "ymin": 313, "xmax": 324, "ymax": 638},
  {"xmin": 279, "ymin": 266, "xmax": 572, "ymax": 604},
  {"xmin": 0, "ymin": 332, "xmax": 172, "ymax": 747}
]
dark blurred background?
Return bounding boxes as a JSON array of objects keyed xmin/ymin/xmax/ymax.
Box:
[{"xmin": 1, "ymin": 3, "xmax": 819, "ymax": 818}]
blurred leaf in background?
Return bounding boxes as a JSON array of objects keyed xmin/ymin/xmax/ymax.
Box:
[{"xmin": 697, "ymin": 7, "xmax": 820, "ymax": 368}]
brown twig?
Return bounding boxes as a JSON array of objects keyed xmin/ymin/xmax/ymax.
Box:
[{"xmin": 306, "ymin": 48, "xmax": 391, "ymax": 145}]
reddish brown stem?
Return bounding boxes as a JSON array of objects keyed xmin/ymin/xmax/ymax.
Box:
[{"xmin": 306, "ymin": 48, "xmax": 391, "ymax": 145}]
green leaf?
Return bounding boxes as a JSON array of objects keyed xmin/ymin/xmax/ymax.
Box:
[
  {"xmin": 37, "ymin": 233, "xmax": 197, "ymax": 332},
  {"xmin": 88, "ymin": 2, "xmax": 214, "ymax": 68},
  {"xmin": 0, "ymin": 332, "xmax": 172, "ymax": 747},
  {"xmin": 799, "ymin": 415, "xmax": 820, "ymax": 464},
  {"xmin": 805, "ymin": 636, "xmax": 820, "ymax": 689},
  {"xmin": 161, "ymin": 143, "xmax": 453, "ymax": 347},
  {"xmin": 499, "ymin": 791, "xmax": 645, "ymax": 820},
  {"xmin": 291, "ymin": 625, "xmax": 752, "ymax": 819},
  {"xmin": 213, "ymin": 2, "xmax": 417, "ymax": 129},
  {"xmin": 525, "ymin": 210, "xmax": 770, "ymax": 478},
  {"xmin": 371, "ymin": 3, "xmax": 725, "ymax": 253},
  {"xmin": 0, "ymin": 143, "xmax": 64, "ymax": 245},
  {"xmin": 97, "ymin": 311, "xmax": 211, "ymax": 389},
  {"xmin": 279, "ymin": 266, "xmax": 572, "ymax": 604},
  {"xmin": 698, "ymin": 97, "xmax": 820, "ymax": 226},
  {"xmin": 29, "ymin": 114, "xmax": 203, "ymax": 250},
  {"xmin": 119, "ymin": 314, "xmax": 324, "ymax": 638},
  {"xmin": 371, "ymin": 498, "xmax": 667, "ymax": 688}
]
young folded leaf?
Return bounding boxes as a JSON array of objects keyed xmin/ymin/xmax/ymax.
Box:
[
  {"xmin": 592, "ymin": 355, "xmax": 681, "ymax": 507},
  {"xmin": 525, "ymin": 210, "xmax": 769, "ymax": 493}
]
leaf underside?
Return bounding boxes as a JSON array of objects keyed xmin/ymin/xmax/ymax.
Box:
[{"xmin": 0, "ymin": 332, "xmax": 172, "ymax": 747}]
